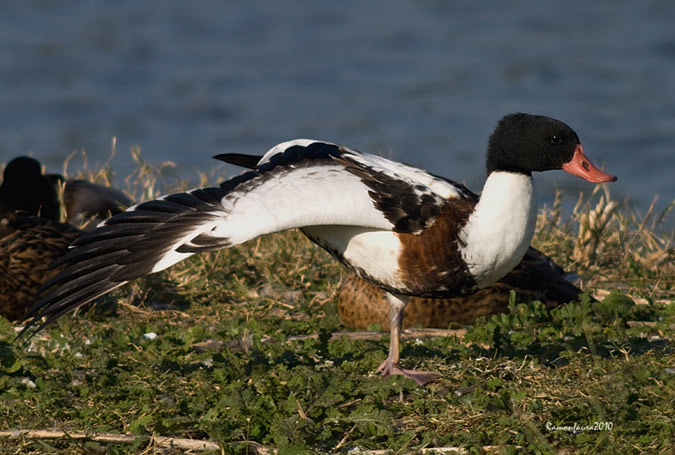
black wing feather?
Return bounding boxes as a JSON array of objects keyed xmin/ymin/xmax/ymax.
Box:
[
  {"xmin": 336, "ymin": 156, "xmax": 446, "ymax": 234},
  {"xmin": 19, "ymin": 187, "xmax": 231, "ymax": 337}
]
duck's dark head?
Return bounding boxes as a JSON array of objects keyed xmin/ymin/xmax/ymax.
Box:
[
  {"xmin": 1, "ymin": 156, "xmax": 60, "ymax": 220},
  {"xmin": 486, "ymin": 113, "xmax": 617, "ymax": 183},
  {"xmin": 3, "ymin": 156, "xmax": 43, "ymax": 183}
]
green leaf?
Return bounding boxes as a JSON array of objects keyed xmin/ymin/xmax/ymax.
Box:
[{"xmin": 128, "ymin": 414, "xmax": 154, "ymax": 434}]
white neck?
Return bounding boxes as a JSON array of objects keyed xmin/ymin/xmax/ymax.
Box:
[{"xmin": 459, "ymin": 171, "xmax": 537, "ymax": 288}]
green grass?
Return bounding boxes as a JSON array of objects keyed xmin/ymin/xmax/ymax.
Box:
[{"xmin": 0, "ymin": 154, "xmax": 673, "ymax": 454}]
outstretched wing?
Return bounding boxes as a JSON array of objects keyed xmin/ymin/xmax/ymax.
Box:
[
  {"xmin": 21, "ymin": 140, "xmax": 472, "ymax": 335},
  {"xmin": 20, "ymin": 142, "xmax": 393, "ymax": 333}
]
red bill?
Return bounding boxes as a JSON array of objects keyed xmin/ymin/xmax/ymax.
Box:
[{"xmin": 562, "ymin": 145, "xmax": 617, "ymax": 183}]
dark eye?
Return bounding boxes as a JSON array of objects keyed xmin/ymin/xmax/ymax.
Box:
[{"xmin": 550, "ymin": 135, "xmax": 563, "ymax": 145}]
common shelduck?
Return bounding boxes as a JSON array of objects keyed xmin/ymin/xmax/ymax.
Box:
[{"xmin": 21, "ymin": 113, "xmax": 616, "ymax": 385}]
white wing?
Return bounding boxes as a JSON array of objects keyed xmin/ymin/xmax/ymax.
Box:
[{"xmin": 22, "ymin": 141, "xmax": 395, "ymax": 331}]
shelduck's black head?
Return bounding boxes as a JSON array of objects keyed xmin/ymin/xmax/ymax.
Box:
[{"xmin": 486, "ymin": 113, "xmax": 617, "ymax": 183}]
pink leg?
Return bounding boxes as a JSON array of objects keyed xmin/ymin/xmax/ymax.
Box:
[{"xmin": 375, "ymin": 293, "xmax": 440, "ymax": 386}]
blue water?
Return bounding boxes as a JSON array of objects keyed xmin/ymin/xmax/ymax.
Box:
[{"xmin": 1, "ymin": 0, "xmax": 673, "ymax": 228}]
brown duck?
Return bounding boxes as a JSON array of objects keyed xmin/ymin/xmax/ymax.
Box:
[
  {"xmin": 1, "ymin": 155, "xmax": 131, "ymax": 227},
  {"xmin": 0, "ymin": 155, "xmax": 132, "ymax": 320},
  {"xmin": 0, "ymin": 208, "xmax": 82, "ymax": 320},
  {"xmin": 46, "ymin": 174, "xmax": 132, "ymax": 227},
  {"xmin": 337, "ymin": 246, "xmax": 585, "ymax": 330}
]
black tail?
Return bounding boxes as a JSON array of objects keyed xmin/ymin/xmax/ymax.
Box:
[{"xmin": 213, "ymin": 153, "xmax": 262, "ymax": 169}]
